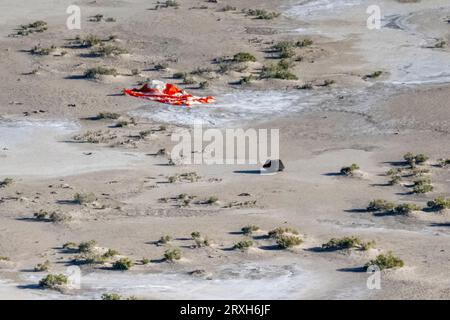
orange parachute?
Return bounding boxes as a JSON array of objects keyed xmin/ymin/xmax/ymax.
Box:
[{"xmin": 123, "ymin": 80, "xmax": 214, "ymax": 106}]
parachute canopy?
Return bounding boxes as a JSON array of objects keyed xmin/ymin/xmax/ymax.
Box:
[{"xmin": 123, "ymin": 80, "xmax": 214, "ymax": 106}]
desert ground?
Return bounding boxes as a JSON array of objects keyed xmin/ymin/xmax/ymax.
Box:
[{"xmin": 0, "ymin": 0, "xmax": 449, "ymax": 299}]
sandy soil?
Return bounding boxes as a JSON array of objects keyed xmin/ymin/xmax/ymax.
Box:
[{"xmin": 1, "ymin": 0, "xmax": 450, "ymax": 300}]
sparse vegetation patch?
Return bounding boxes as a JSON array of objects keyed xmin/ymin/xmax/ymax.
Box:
[
  {"xmin": 39, "ymin": 274, "xmax": 68, "ymax": 290},
  {"xmin": 34, "ymin": 260, "xmax": 51, "ymax": 272},
  {"xmin": 233, "ymin": 240, "xmax": 254, "ymax": 251},
  {"xmin": 427, "ymin": 197, "xmax": 450, "ymax": 211},
  {"xmin": 322, "ymin": 236, "xmax": 375, "ymax": 251},
  {"xmin": 241, "ymin": 225, "xmax": 260, "ymax": 236},
  {"xmin": 260, "ymin": 60, "xmax": 298, "ymax": 80},
  {"xmin": 340, "ymin": 163, "xmax": 360, "ymax": 176},
  {"xmin": 112, "ymin": 258, "xmax": 134, "ymax": 270},
  {"xmin": 367, "ymin": 199, "xmax": 395, "ymax": 212},
  {"xmin": 268, "ymin": 227, "xmax": 299, "ymax": 238},
  {"xmin": 365, "ymin": 252, "xmax": 404, "ymax": 270},
  {"xmin": 84, "ymin": 67, "xmax": 118, "ymax": 79},
  {"xmin": 276, "ymin": 234, "xmax": 303, "ymax": 249},
  {"xmin": 73, "ymin": 192, "xmax": 97, "ymax": 204},
  {"xmin": 233, "ymin": 52, "xmax": 257, "ymax": 63},
  {"xmin": 12, "ymin": 21, "xmax": 48, "ymax": 36},
  {"xmin": 164, "ymin": 248, "xmax": 182, "ymax": 261},
  {"xmin": 89, "ymin": 44, "xmax": 128, "ymax": 57}
]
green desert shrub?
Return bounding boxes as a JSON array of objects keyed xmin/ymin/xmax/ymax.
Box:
[
  {"xmin": 16, "ymin": 21, "xmax": 48, "ymax": 36},
  {"xmin": 412, "ymin": 183, "xmax": 433, "ymax": 194},
  {"xmin": 365, "ymin": 252, "xmax": 404, "ymax": 270},
  {"xmin": 322, "ymin": 237, "xmax": 375, "ymax": 251},
  {"xmin": 163, "ymin": 0, "xmax": 179, "ymax": 8},
  {"xmin": 322, "ymin": 236, "xmax": 361, "ymax": 250},
  {"xmin": 84, "ymin": 67, "xmax": 117, "ymax": 78},
  {"xmin": 393, "ymin": 203, "xmax": 421, "ymax": 215},
  {"xmin": 112, "ymin": 258, "xmax": 134, "ymax": 270},
  {"xmin": 403, "ymin": 152, "xmax": 429, "ymax": 166},
  {"xmin": 403, "ymin": 152, "xmax": 415, "ymax": 165},
  {"xmin": 268, "ymin": 227, "xmax": 299, "ymax": 238},
  {"xmin": 206, "ymin": 196, "xmax": 219, "ymax": 204},
  {"xmin": 411, "ymin": 167, "xmax": 430, "ymax": 176},
  {"xmin": 78, "ymin": 34, "xmax": 102, "ymax": 47},
  {"xmin": 101, "ymin": 293, "xmax": 136, "ymax": 300},
  {"xmin": 34, "ymin": 209, "xmax": 48, "ymax": 220},
  {"xmin": 386, "ymin": 168, "xmax": 402, "ymax": 176},
  {"xmin": 191, "ymin": 67, "xmax": 213, "ymax": 75},
  {"xmin": 233, "ymin": 240, "xmax": 254, "ymax": 250},
  {"xmin": 24, "ymin": 21, "xmax": 48, "ymax": 29},
  {"xmin": 241, "ymin": 225, "xmax": 260, "ymax": 235},
  {"xmin": 271, "ymin": 41, "xmax": 296, "ymax": 59},
  {"xmin": 103, "ymin": 249, "xmax": 119, "ymax": 258},
  {"xmin": 191, "ymin": 231, "xmax": 210, "ymax": 248},
  {"xmin": 414, "ymin": 178, "xmax": 431, "ymax": 186},
  {"xmin": 30, "ymin": 44, "xmax": 56, "ymax": 55},
  {"xmin": 260, "ymin": 60, "xmax": 298, "ymax": 80},
  {"xmin": 78, "ymin": 240, "xmax": 97, "ymax": 253},
  {"xmin": 276, "ymin": 234, "xmax": 303, "ymax": 249},
  {"xmin": 80, "ymin": 253, "xmax": 108, "ymax": 265},
  {"xmin": 97, "ymin": 112, "xmax": 120, "ymax": 120},
  {"xmin": 340, "ymin": 163, "xmax": 360, "ymax": 175},
  {"xmin": 48, "ymin": 212, "xmax": 72, "ymax": 223},
  {"xmin": 389, "ymin": 175, "xmax": 402, "ymax": 185},
  {"xmin": 437, "ymin": 158, "xmax": 450, "ymax": 168},
  {"xmin": 39, "ymin": 274, "xmax": 68, "ymax": 289},
  {"xmin": 0, "ymin": 178, "xmax": 13, "ymax": 187},
  {"xmin": 194, "ymin": 237, "xmax": 210, "ymax": 248},
  {"xmin": 90, "ymin": 44, "xmax": 128, "ymax": 57},
  {"xmin": 164, "ymin": 248, "xmax": 182, "ymax": 261},
  {"xmin": 296, "ymin": 38, "xmax": 314, "ymax": 47},
  {"xmin": 233, "ymin": 52, "xmax": 257, "ymax": 63},
  {"xmin": 158, "ymin": 235, "xmax": 172, "ymax": 245},
  {"xmin": 73, "ymin": 192, "xmax": 97, "ymax": 204},
  {"xmin": 101, "ymin": 293, "xmax": 122, "ymax": 300},
  {"xmin": 427, "ymin": 197, "xmax": 450, "ymax": 211},
  {"xmin": 411, "ymin": 178, "xmax": 433, "ymax": 193},
  {"xmin": 191, "ymin": 232, "xmax": 201, "ymax": 239},
  {"xmin": 34, "ymin": 260, "xmax": 51, "ymax": 272},
  {"xmin": 180, "ymin": 172, "xmax": 200, "ymax": 182},
  {"xmin": 366, "ymin": 199, "xmax": 395, "ymax": 212},
  {"xmin": 360, "ymin": 240, "xmax": 376, "ymax": 251}
]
